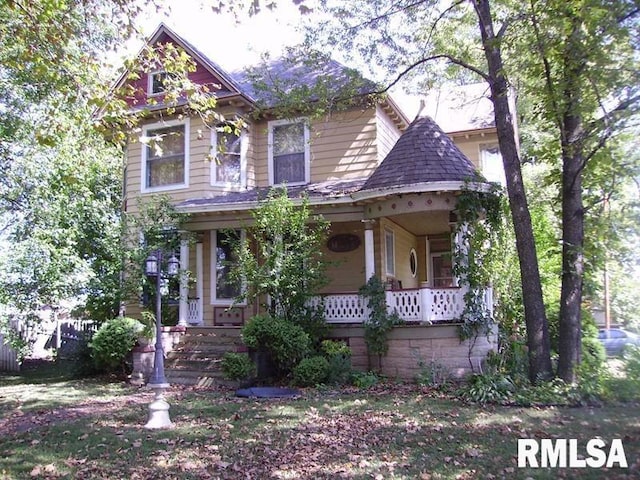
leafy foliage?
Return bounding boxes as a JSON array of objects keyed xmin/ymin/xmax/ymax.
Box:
[
  {"xmin": 351, "ymin": 370, "xmax": 381, "ymax": 389},
  {"xmin": 89, "ymin": 317, "xmax": 144, "ymax": 373},
  {"xmin": 231, "ymin": 187, "xmax": 330, "ymax": 326},
  {"xmin": 221, "ymin": 352, "xmax": 257, "ymax": 382},
  {"xmin": 241, "ymin": 314, "xmax": 311, "ymax": 377},
  {"xmin": 320, "ymin": 339, "xmax": 353, "ymax": 385},
  {"xmin": 415, "ymin": 359, "xmax": 450, "ymax": 389},
  {"xmin": 292, "ymin": 356, "xmax": 330, "ymax": 387},
  {"xmin": 459, "ymin": 373, "xmax": 515, "ymax": 405},
  {"xmin": 358, "ymin": 276, "xmax": 403, "ymax": 370}
]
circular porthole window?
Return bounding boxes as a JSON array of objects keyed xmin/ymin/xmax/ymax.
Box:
[{"xmin": 409, "ymin": 249, "xmax": 418, "ymax": 278}]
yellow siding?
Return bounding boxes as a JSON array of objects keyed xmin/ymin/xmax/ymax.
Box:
[
  {"xmin": 320, "ymin": 222, "xmax": 367, "ymax": 293},
  {"xmin": 449, "ymin": 130, "xmax": 499, "ymax": 170},
  {"xmin": 378, "ymin": 218, "xmax": 419, "ymax": 289},
  {"xmin": 376, "ymin": 105, "xmax": 402, "ymax": 162}
]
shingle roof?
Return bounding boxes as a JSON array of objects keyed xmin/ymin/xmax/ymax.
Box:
[
  {"xmin": 361, "ymin": 116, "xmax": 483, "ymax": 192},
  {"xmin": 229, "ymin": 57, "xmax": 378, "ymax": 107},
  {"xmin": 177, "ymin": 178, "xmax": 368, "ymax": 210}
]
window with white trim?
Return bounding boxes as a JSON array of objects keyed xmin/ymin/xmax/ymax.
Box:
[
  {"xmin": 211, "ymin": 124, "xmax": 245, "ymax": 187},
  {"xmin": 268, "ymin": 118, "xmax": 310, "ymax": 185},
  {"xmin": 211, "ymin": 230, "xmax": 244, "ymax": 304},
  {"xmin": 141, "ymin": 119, "xmax": 189, "ymax": 192},
  {"xmin": 385, "ymin": 228, "xmax": 395, "ymax": 277},
  {"xmin": 148, "ymin": 70, "xmax": 177, "ymax": 96},
  {"xmin": 480, "ymin": 143, "xmax": 506, "ymax": 186}
]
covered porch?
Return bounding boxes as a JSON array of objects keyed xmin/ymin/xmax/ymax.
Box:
[{"xmin": 174, "ymin": 189, "xmax": 489, "ymax": 327}]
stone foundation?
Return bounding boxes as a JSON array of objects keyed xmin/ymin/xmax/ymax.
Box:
[
  {"xmin": 327, "ymin": 323, "xmax": 498, "ymax": 380},
  {"xmin": 130, "ymin": 326, "xmax": 186, "ymax": 384}
]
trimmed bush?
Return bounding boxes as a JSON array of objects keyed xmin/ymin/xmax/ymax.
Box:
[
  {"xmin": 241, "ymin": 314, "xmax": 311, "ymax": 376},
  {"xmin": 292, "ymin": 356, "xmax": 330, "ymax": 386},
  {"xmin": 89, "ymin": 316, "xmax": 144, "ymax": 372},
  {"xmin": 321, "ymin": 339, "xmax": 352, "ymax": 385},
  {"xmin": 221, "ymin": 352, "xmax": 256, "ymax": 381}
]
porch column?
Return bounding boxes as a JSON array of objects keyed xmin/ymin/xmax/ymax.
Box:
[
  {"xmin": 178, "ymin": 238, "xmax": 189, "ymax": 327},
  {"xmin": 363, "ymin": 220, "xmax": 376, "ymax": 281},
  {"xmin": 195, "ymin": 242, "xmax": 204, "ymax": 325}
]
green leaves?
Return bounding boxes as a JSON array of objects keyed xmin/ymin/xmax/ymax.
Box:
[{"xmin": 231, "ymin": 187, "xmax": 330, "ymax": 323}]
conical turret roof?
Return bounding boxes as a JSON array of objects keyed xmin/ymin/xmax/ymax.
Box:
[{"xmin": 361, "ymin": 116, "xmax": 483, "ymax": 192}]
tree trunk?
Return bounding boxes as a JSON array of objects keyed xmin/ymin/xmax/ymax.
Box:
[
  {"xmin": 557, "ymin": 20, "xmax": 585, "ymax": 382},
  {"xmin": 557, "ymin": 131, "xmax": 584, "ymax": 382},
  {"xmin": 472, "ymin": 0, "xmax": 553, "ymax": 382}
]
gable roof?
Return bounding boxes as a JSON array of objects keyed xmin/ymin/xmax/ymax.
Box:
[
  {"xmin": 361, "ymin": 115, "xmax": 483, "ymax": 193},
  {"xmin": 111, "ymin": 23, "xmax": 409, "ymax": 127}
]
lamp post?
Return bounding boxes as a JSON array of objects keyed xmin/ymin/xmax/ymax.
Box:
[{"xmin": 144, "ymin": 249, "xmax": 179, "ymax": 429}]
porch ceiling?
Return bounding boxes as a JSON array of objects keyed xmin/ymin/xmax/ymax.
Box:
[{"xmin": 389, "ymin": 210, "xmax": 452, "ymax": 236}]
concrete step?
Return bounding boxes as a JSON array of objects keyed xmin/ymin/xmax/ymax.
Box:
[
  {"xmin": 169, "ymin": 344, "xmax": 238, "ymax": 356},
  {"xmin": 165, "ymin": 358, "xmax": 223, "ymax": 370},
  {"xmin": 163, "ymin": 326, "xmax": 244, "ymax": 386}
]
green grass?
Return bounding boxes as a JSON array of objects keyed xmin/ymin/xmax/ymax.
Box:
[{"xmin": 0, "ymin": 364, "xmax": 638, "ymax": 479}]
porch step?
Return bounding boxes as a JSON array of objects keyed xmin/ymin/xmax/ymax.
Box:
[{"xmin": 164, "ymin": 327, "xmax": 243, "ymax": 387}]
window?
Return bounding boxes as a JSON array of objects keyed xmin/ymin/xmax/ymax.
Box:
[
  {"xmin": 409, "ymin": 249, "xmax": 418, "ymax": 278},
  {"xmin": 212, "ymin": 230, "xmax": 244, "ymax": 304},
  {"xmin": 385, "ymin": 229, "xmax": 395, "ymax": 277},
  {"xmin": 141, "ymin": 119, "xmax": 189, "ymax": 192},
  {"xmin": 480, "ymin": 143, "xmax": 506, "ymax": 186},
  {"xmin": 148, "ymin": 70, "xmax": 177, "ymax": 96},
  {"xmin": 211, "ymin": 124, "xmax": 245, "ymax": 187},
  {"xmin": 268, "ymin": 118, "xmax": 310, "ymax": 185}
]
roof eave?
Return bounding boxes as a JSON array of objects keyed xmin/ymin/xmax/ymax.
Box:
[
  {"xmin": 352, "ymin": 181, "xmax": 491, "ymax": 202},
  {"xmin": 176, "ymin": 193, "xmax": 357, "ymax": 214}
]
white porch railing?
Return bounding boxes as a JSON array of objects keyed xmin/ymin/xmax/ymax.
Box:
[
  {"xmin": 308, "ymin": 294, "xmax": 369, "ymax": 323},
  {"xmin": 187, "ymin": 298, "xmax": 201, "ymax": 325},
  {"xmin": 312, "ymin": 286, "xmax": 492, "ymax": 324}
]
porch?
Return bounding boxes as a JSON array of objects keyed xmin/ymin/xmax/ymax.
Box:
[{"xmin": 186, "ymin": 285, "xmax": 492, "ymax": 325}]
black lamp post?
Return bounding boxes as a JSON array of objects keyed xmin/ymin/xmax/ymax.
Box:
[{"xmin": 144, "ymin": 249, "xmax": 179, "ymax": 429}]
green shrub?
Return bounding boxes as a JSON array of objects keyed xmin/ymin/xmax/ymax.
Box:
[
  {"xmin": 321, "ymin": 339, "xmax": 352, "ymax": 384},
  {"xmin": 577, "ymin": 336, "xmax": 608, "ymax": 401},
  {"xmin": 459, "ymin": 373, "xmax": 514, "ymax": 404},
  {"xmin": 241, "ymin": 314, "xmax": 311, "ymax": 376},
  {"xmin": 513, "ymin": 378, "xmax": 582, "ymax": 406},
  {"xmin": 352, "ymin": 370, "xmax": 380, "ymax": 389},
  {"xmin": 292, "ymin": 355, "xmax": 330, "ymax": 386},
  {"xmin": 623, "ymin": 345, "xmax": 640, "ymax": 381},
  {"xmin": 89, "ymin": 317, "xmax": 144, "ymax": 372},
  {"xmin": 415, "ymin": 359, "xmax": 450, "ymax": 388},
  {"xmin": 221, "ymin": 352, "xmax": 256, "ymax": 381}
]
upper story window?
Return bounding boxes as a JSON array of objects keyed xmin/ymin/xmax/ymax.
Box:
[
  {"xmin": 148, "ymin": 70, "xmax": 176, "ymax": 96},
  {"xmin": 268, "ymin": 118, "xmax": 310, "ymax": 185},
  {"xmin": 480, "ymin": 143, "xmax": 506, "ymax": 186},
  {"xmin": 141, "ymin": 118, "xmax": 189, "ymax": 193},
  {"xmin": 211, "ymin": 124, "xmax": 246, "ymax": 187}
]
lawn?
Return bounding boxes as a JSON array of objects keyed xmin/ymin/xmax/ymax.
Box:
[{"xmin": 0, "ymin": 363, "xmax": 638, "ymax": 479}]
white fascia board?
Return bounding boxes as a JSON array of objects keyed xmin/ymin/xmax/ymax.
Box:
[{"xmin": 351, "ymin": 181, "xmax": 491, "ymax": 202}]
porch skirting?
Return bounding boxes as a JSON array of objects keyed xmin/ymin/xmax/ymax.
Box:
[{"xmin": 327, "ymin": 323, "xmax": 498, "ymax": 380}]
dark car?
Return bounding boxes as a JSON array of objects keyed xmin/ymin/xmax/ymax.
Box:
[{"xmin": 597, "ymin": 328, "xmax": 640, "ymax": 356}]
